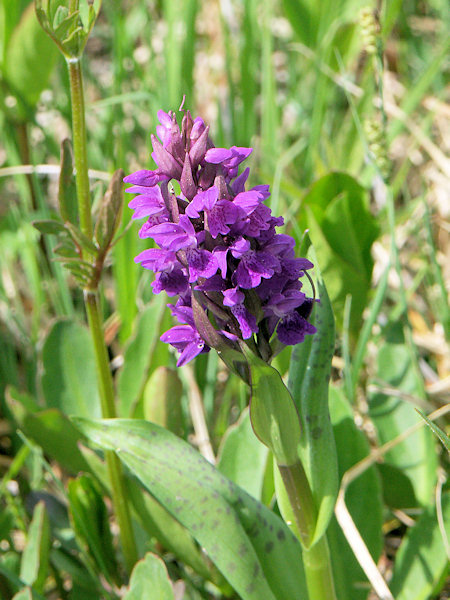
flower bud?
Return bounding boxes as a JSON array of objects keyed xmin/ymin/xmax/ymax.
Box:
[{"xmin": 35, "ymin": 0, "xmax": 102, "ymax": 59}]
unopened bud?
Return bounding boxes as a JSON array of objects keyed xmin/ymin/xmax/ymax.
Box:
[{"xmin": 35, "ymin": 0, "xmax": 102, "ymax": 59}]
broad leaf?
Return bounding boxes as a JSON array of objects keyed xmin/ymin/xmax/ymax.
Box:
[
  {"xmin": 327, "ymin": 386, "xmax": 383, "ymax": 600},
  {"xmin": 74, "ymin": 418, "xmax": 308, "ymax": 600},
  {"xmin": 390, "ymin": 493, "xmax": 450, "ymax": 600},
  {"xmin": 4, "ymin": 4, "xmax": 58, "ymax": 115},
  {"xmin": 143, "ymin": 366, "xmax": 183, "ymax": 436},
  {"xmin": 7, "ymin": 404, "xmax": 91, "ymax": 475},
  {"xmin": 301, "ymin": 173, "xmax": 378, "ymax": 334},
  {"xmin": 247, "ymin": 351, "xmax": 301, "ymax": 467},
  {"xmin": 369, "ymin": 325, "xmax": 438, "ymax": 506},
  {"xmin": 77, "ymin": 443, "xmax": 217, "ymax": 584},
  {"xmin": 117, "ymin": 298, "xmax": 170, "ymax": 416},
  {"xmin": 288, "ymin": 246, "xmax": 338, "ymax": 544},
  {"xmin": 217, "ymin": 408, "xmax": 269, "ymax": 501},
  {"xmin": 123, "ymin": 553, "xmax": 174, "ymax": 600},
  {"xmin": 40, "ymin": 320, "xmax": 101, "ymax": 418}
]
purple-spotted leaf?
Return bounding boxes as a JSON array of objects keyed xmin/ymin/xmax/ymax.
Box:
[
  {"xmin": 288, "ymin": 245, "xmax": 338, "ymax": 545},
  {"xmin": 74, "ymin": 418, "xmax": 308, "ymax": 600}
]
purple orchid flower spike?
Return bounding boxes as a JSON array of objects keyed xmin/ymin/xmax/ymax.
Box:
[{"xmin": 125, "ymin": 105, "xmax": 316, "ymax": 368}]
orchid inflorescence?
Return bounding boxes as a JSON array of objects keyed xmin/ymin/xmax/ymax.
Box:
[{"xmin": 124, "ymin": 105, "xmax": 316, "ymax": 367}]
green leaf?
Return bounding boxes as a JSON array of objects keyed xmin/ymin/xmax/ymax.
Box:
[
  {"xmin": 246, "ymin": 349, "xmax": 301, "ymax": 466},
  {"xmin": 40, "ymin": 320, "xmax": 101, "ymax": 418},
  {"xmin": 327, "ymin": 386, "xmax": 384, "ymax": 600},
  {"xmin": 390, "ymin": 493, "xmax": 450, "ymax": 600},
  {"xmin": 117, "ymin": 298, "xmax": 170, "ymax": 416},
  {"xmin": 58, "ymin": 138, "xmax": 78, "ymax": 225},
  {"xmin": 127, "ymin": 481, "xmax": 215, "ymax": 583},
  {"xmin": 94, "ymin": 169, "xmax": 124, "ymax": 252},
  {"xmin": 288, "ymin": 245, "xmax": 339, "ymax": 544},
  {"xmin": 143, "ymin": 366, "xmax": 183, "ymax": 436},
  {"xmin": 53, "ymin": 237, "xmax": 78, "ymax": 258},
  {"xmin": 64, "ymin": 222, "xmax": 98, "ymax": 255},
  {"xmin": 68, "ymin": 474, "xmax": 118, "ymax": 585},
  {"xmin": 4, "ymin": 4, "xmax": 58, "ymax": 114},
  {"xmin": 369, "ymin": 326, "xmax": 438, "ymax": 506},
  {"xmin": 50, "ymin": 548, "xmax": 99, "ymax": 598},
  {"xmin": 19, "ymin": 502, "xmax": 51, "ymax": 592},
  {"xmin": 76, "ymin": 442, "xmax": 217, "ymax": 584},
  {"xmin": 6, "ymin": 398, "xmax": 91, "ymax": 474},
  {"xmin": 302, "ymin": 173, "xmax": 378, "ymax": 333},
  {"xmin": 123, "ymin": 553, "xmax": 175, "ymax": 600},
  {"xmin": 217, "ymin": 408, "xmax": 269, "ymax": 501},
  {"xmin": 32, "ymin": 220, "xmax": 66, "ymax": 235},
  {"xmin": 74, "ymin": 418, "xmax": 308, "ymax": 600},
  {"xmin": 12, "ymin": 589, "xmax": 34, "ymax": 600}
]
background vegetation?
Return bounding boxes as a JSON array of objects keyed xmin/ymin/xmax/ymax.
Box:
[{"xmin": 0, "ymin": 0, "xmax": 449, "ymax": 598}]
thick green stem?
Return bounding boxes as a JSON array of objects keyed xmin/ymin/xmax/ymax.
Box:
[
  {"xmin": 302, "ymin": 534, "xmax": 336, "ymax": 600},
  {"xmin": 278, "ymin": 461, "xmax": 337, "ymax": 600},
  {"xmin": 67, "ymin": 53, "xmax": 138, "ymax": 574},
  {"xmin": 67, "ymin": 58, "xmax": 92, "ymax": 241},
  {"xmin": 278, "ymin": 461, "xmax": 316, "ymax": 548},
  {"xmin": 84, "ymin": 291, "xmax": 138, "ymax": 574}
]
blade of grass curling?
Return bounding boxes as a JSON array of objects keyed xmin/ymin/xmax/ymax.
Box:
[
  {"xmin": 74, "ymin": 417, "xmax": 308, "ymax": 600},
  {"xmin": 288, "ymin": 244, "xmax": 338, "ymax": 544},
  {"xmin": 415, "ymin": 410, "xmax": 450, "ymax": 453}
]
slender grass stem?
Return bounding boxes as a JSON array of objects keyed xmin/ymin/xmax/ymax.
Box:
[{"xmin": 67, "ymin": 53, "xmax": 138, "ymax": 574}]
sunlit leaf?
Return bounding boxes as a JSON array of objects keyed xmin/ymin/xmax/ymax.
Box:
[
  {"xmin": 40, "ymin": 320, "xmax": 101, "ymax": 418},
  {"xmin": 123, "ymin": 553, "xmax": 175, "ymax": 600},
  {"xmin": 390, "ymin": 493, "xmax": 450, "ymax": 600},
  {"xmin": 217, "ymin": 408, "xmax": 269, "ymax": 501},
  {"xmin": 74, "ymin": 418, "xmax": 308, "ymax": 600},
  {"xmin": 288, "ymin": 245, "xmax": 338, "ymax": 544}
]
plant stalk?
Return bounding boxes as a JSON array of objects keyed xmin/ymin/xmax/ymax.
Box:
[
  {"xmin": 278, "ymin": 461, "xmax": 337, "ymax": 600},
  {"xmin": 302, "ymin": 534, "xmax": 336, "ymax": 600},
  {"xmin": 67, "ymin": 58, "xmax": 93, "ymax": 242},
  {"xmin": 67, "ymin": 55, "xmax": 138, "ymax": 574}
]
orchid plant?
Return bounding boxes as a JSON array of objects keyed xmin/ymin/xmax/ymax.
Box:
[{"xmin": 3, "ymin": 1, "xmax": 445, "ymax": 599}]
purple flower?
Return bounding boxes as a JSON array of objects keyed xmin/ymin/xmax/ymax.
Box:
[
  {"xmin": 160, "ymin": 324, "xmax": 208, "ymax": 366},
  {"xmin": 125, "ymin": 106, "xmax": 316, "ymax": 367},
  {"xmin": 277, "ymin": 312, "xmax": 317, "ymax": 345}
]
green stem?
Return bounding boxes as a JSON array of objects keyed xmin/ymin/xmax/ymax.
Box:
[
  {"xmin": 302, "ymin": 535, "xmax": 336, "ymax": 600},
  {"xmin": 278, "ymin": 461, "xmax": 337, "ymax": 600},
  {"xmin": 84, "ymin": 291, "xmax": 138, "ymax": 574},
  {"xmin": 67, "ymin": 54, "xmax": 138, "ymax": 574},
  {"xmin": 278, "ymin": 461, "xmax": 316, "ymax": 548},
  {"xmin": 67, "ymin": 58, "xmax": 92, "ymax": 242}
]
